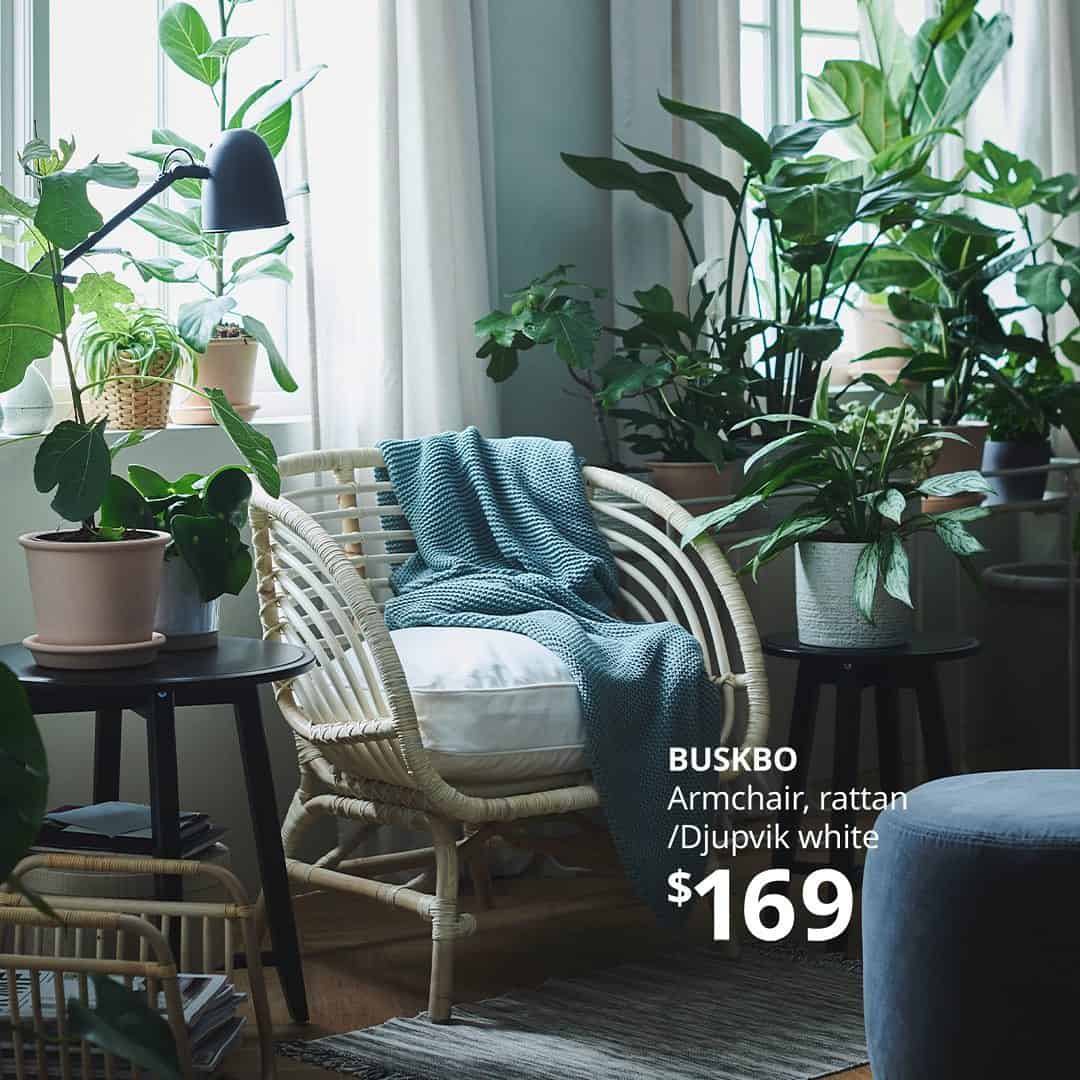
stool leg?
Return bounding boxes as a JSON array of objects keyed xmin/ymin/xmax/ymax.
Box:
[
  {"xmin": 914, "ymin": 667, "xmax": 954, "ymax": 780},
  {"xmin": 874, "ymin": 686, "xmax": 903, "ymax": 795},
  {"xmin": 92, "ymin": 708, "xmax": 122, "ymax": 804},
  {"xmin": 831, "ymin": 672, "xmax": 861, "ymax": 880},
  {"xmin": 775, "ymin": 661, "xmax": 820, "ymax": 873}
]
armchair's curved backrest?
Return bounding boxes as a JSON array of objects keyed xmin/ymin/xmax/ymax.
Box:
[{"xmin": 250, "ymin": 448, "xmax": 768, "ymax": 788}]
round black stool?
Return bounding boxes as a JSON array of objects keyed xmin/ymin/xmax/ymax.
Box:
[{"xmin": 764, "ymin": 631, "xmax": 980, "ymax": 885}]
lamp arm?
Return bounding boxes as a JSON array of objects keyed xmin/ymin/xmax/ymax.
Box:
[{"xmin": 61, "ymin": 164, "xmax": 211, "ymax": 270}]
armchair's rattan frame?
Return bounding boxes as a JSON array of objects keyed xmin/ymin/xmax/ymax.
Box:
[
  {"xmin": 0, "ymin": 854, "xmax": 273, "ymax": 1079},
  {"xmin": 250, "ymin": 449, "xmax": 769, "ymax": 1022}
]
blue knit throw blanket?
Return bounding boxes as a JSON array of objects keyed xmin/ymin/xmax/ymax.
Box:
[{"xmin": 377, "ymin": 427, "xmax": 719, "ymax": 920}]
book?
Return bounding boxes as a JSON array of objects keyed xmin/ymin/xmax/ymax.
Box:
[{"xmin": 34, "ymin": 803, "xmax": 226, "ymax": 857}]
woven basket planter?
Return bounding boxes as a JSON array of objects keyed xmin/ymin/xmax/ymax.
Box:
[{"xmin": 87, "ymin": 351, "xmax": 174, "ymax": 429}]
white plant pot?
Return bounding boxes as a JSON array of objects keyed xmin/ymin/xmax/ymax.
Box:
[
  {"xmin": 155, "ymin": 555, "xmax": 220, "ymax": 651},
  {"xmin": 2, "ymin": 365, "xmax": 55, "ymax": 435},
  {"xmin": 795, "ymin": 540, "xmax": 913, "ymax": 649}
]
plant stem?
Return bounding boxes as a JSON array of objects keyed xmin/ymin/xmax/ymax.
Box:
[
  {"xmin": 833, "ymin": 227, "xmax": 884, "ymax": 322},
  {"xmin": 904, "ymin": 37, "xmax": 940, "ymax": 134},
  {"xmin": 725, "ymin": 177, "xmax": 752, "ymax": 326},
  {"xmin": 1021, "ymin": 212, "xmax": 1052, "ymax": 349},
  {"xmin": 215, "ymin": 0, "xmax": 230, "ymax": 302}
]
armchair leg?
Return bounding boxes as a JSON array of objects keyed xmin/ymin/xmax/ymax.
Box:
[{"xmin": 428, "ymin": 819, "xmax": 462, "ymax": 1023}]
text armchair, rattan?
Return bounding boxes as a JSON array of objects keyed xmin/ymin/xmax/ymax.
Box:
[{"xmin": 250, "ymin": 449, "xmax": 769, "ymax": 1022}]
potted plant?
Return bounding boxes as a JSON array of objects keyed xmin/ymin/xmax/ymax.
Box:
[
  {"xmin": 969, "ymin": 344, "xmax": 1080, "ymax": 504},
  {"xmin": 683, "ymin": 379, "xmax": 993, "ymax": 648},
  {"xmin": 76, "ymin": 301, "xmax": 191, "ymax": 430},
  {"xmin": 126, "ymin": 0, "xmax": 324, "ymax": 422},
  {"xmin": 0, "ymin": 136, "xmax": 281, "ymax": 669},
  {"xmin": 101, "ymin": 464, "xmax": 253, "ymax": 650}
]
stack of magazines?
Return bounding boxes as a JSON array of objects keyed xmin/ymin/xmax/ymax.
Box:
[
  {"xmin": 0, "ymin": 969, "xmax": 246, "ymax": 1074},
  {"xmin": 34, "ymin": 802, "xmax": 227, "ymax": 859}
]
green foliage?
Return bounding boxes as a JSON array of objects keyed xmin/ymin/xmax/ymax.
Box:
[
  {"xmin": 0, "ymin": 664, "xmax": 48, "ymax": 884},
  {"xmin": 34, "ymin": 418, "xmax": 112, "ymax": 523},
  {"xmin": 128, "ymin": 3, "xmax": 323, "ymax": 391},
  {"xmin": 102, "ymin": 464, "xmax": 254, "ymax": 601},
  {"xmin": 682, "ymin": 388, "xmax": 992, "ymax": 621},
  {"xmin": 76, "ymin": 303, "xmax": 191, "ymax": 396}
]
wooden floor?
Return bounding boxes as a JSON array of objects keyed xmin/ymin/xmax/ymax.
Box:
[{"xmin": 223, "ymin": 839, "xmax": 871, "ymax": 1079}]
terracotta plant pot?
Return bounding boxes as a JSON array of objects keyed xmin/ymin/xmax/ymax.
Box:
[
  {"xmin": 981, "ymin": 438, "xmax": 1051, "ymax": 506},
  {"xmin": 19, "ymin": 530, "xmax": 170, "ymax": 669},
  {"xmin": 795, "ymin": 539, "xmax": 913, "ymax": 649},
  {"xmin": 173, "ymin": 336, "xmax": 259, "ymax": 425},
  {"xmin": 922, "ymin": 421, "xmax": 989, "ymax": 513},
  {"xmin": 155, "ymin": 554, "xmax": 220, "ymax": 651},
  {"xmin": 648, "ymin": 460, "xmax": 740, "ymax": 511}
]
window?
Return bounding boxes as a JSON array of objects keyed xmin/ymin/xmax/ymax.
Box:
[
  {"xmin": 739, "ymin": 0, "xmax": 933, "ymax": 132},
  {"xmin": 1, "ymin": 0, "xmax": 307, "ymax": 419}
]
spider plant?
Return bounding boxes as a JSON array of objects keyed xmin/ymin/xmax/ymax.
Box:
[{"xmin": 76, "ymin": 305, "xmax": 192, "ymax": 397}]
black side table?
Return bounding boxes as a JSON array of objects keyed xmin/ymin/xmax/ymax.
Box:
[
  {"xmin": 0, "ymin": 635, "xmax": 314, "ymax": 1023},
  {"xmin": 764, "ymin": 632, "xmax": 980, "ymax": 885}
]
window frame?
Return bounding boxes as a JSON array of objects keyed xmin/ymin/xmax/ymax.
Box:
[{"xmin": 0, "ymin": 0, "xmax": 305, "ymax": 420}]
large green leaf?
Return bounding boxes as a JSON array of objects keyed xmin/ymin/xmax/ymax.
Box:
[
  {"xmin": 99, "ymin": 475, "xmax": 155, "ymax": 531},
  {"xmin": 524, "ymin": 299, "xmax": 600, "ymax": 368},
  {"xmin": 763, "ymin": 177, "xmax": 863, "ymax": 242},
  {"xmin": 805, "ymin": 61, "xmax": 901, "ymax": 158},
  {"xmin": 34, "ymin": 418, "xmax": 111, "ymax": 523},
  {"xmin": 243, "ymin": 65, "xmax": 326, "ymax": 127},
  {"xmin": 201, "ymin": 33, "xmax": 265, "ymax": 60},
  {"xmin": 1016, "ymin": 262, "xmax": 1080, "ymax": 315},
  {"xmin": 858, "ymin": 0, "xmax": 913, "ymax": 106},
  {"xmin": 879, "ymin": 532, "xmax": 913, "ymax": 607},
  {"xmin": 0, "ymin": 259, "xmax": 67, "ymax": 392},
  {"xmin": 617, "ymin": 141, "xmax": 739, "ymax": 208},
  {"xmin": 203, "ymin": 464, "xmax": 252, "ymax": 526},
  {"xmin": 73, "ymin": 272, "xmax": 135, "ymax": 333},
  {"xmin": 0, "ymin": 184, "xmax": 36, "ymax": 222},
  {"xmin": 230, "ymin": 231, "xmax": 293, "ymax": 275},
  {"xmin": 767, "ymin": 116, "xmax": 857, "ymax": 160},
  {"xmin": 132, "ymin": 204, "xmax": 210, "ymax": 252},
  {"xmin": 158, "ymin": 2, "xmax": 220, "ymax": 85},
  {"xmin": 658, "ymin": 94, "xmax": 772, "ymax": 175},
  {"xmin": 34, "ymin": 173, "xmax": 101, "ymax": 249},
  {"xmin": 68, "ymin": 975, "xmax": 181, "ymax": 1080},
  {"xmin": 853, "ymin": 541, "xmax": 881, "ymax": 622},
  {"xmin": 178, "ymin": 295, "xmax": 238, "ymax": 352},
  {"xmin": 933, "ymin": 517, "xmax": 985, "ymax": 556},
  {"xmin": 172, "ymin": 514, "xmax": 252, "ymax": 600},
  {"xmin": 229, "ymin": 81, "xmax": 278, "ymax": 128},
  {"xmin": 0, "ymin": 662, "xmax": 48, "ymax": 883},
  {"xmin": 931, "ymin": 0, "xmax": 980, "ymax": 45},
  {"xmin": 241, "ymin": 313, "xmax": 297, "ymax": 392},
  {"xmin": 918, "ymin": 469, "xmax": 994, "ymax": 497},
  {"xmin": 205, "ymin": 388, "xmax": 280, "ymax": 498},
  {"xmin": 847, "ymin": 246, "xmax": 932, "ymax": 292},
  {"xmin": 561, "ymin": 154, "xmax": 692, "ymax": 219},
  {"xmin": 906, "ymin": 13, "xmax": 1012, "ymax": 135},
  {"xmin": 124, "ymin": 255, "xmax": 201, "ymax": 284}
]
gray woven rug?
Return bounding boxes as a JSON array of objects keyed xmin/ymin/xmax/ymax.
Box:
[{"xmin": 277, "ymin": 945, "xmax": 868, "ymax": 1079}]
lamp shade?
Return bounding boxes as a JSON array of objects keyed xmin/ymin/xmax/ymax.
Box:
[{"xmin": 201, "ymin": 129, "xmax": 288, "ymax": 233}]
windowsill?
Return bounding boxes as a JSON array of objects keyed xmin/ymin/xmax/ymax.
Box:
[{"xmin": 0, "ymin": 413, "xmax": 312, "ymax": 447}]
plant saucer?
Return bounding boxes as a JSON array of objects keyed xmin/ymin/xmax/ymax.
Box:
[{"xmin": 23, "ymin": 632, "xmax": 166, "ymax": 670}]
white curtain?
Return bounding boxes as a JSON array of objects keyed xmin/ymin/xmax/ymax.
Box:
[
  {"xmin": 609, "ymin": 0, "xmax": 742, "ymax": 305},
  {"xmin": 295, "ymin": 0, "xmax": 498, "ymax": 450}
]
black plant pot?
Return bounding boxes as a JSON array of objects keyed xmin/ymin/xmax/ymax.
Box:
[{"xmin": 980, "ymin": 438, "xmax": 1051, "ymax": 505}]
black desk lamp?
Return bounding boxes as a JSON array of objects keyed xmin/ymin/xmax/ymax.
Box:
[{"xmin": 61, "ymin": 129, "xmax": 288, "ymax": 271}]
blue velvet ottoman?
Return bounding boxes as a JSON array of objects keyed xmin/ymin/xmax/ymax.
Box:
[{"xmin": 862, "ymin": 770, "xmax": 1080, "ymax": 1079}]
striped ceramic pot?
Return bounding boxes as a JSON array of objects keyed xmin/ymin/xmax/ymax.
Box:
[{"xmin": 795, "ymin": 540, "xmax": 913, "ymax": 649}]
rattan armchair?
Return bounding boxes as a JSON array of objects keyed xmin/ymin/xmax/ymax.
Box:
[{"xmin": 249, "ymin": 449, "xmax": 769, "ymax": 1022}]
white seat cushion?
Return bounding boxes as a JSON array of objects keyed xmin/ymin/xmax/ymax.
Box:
[{"xmin": 360, "ymin": 626, "xmax": 587, "ymax": 783}]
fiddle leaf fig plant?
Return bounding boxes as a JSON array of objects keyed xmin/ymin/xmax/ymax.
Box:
[
  {"xmin": 125, "ymin": 1, "xmax": 324, "ymax": 390},
  {"xmin": 101, "ymin": 464, "xmax": 254, "ymax": 601},
  {"xmin": 0, "ymin": 135, "xmax": 281, "ymax": 537}
]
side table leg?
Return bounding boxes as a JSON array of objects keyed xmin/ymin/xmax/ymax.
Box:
[
  {"xmin": 147, "ymin": 690, "xmax": 183, "ymax": 958},
  {"xmin": 914, "ymin": 667, "xmax": 954, "ymax": 780},
  {"xmin": 874, "ymin": 686, "xmax": 903, "ymax": 796},
  {"xmin": 93, "ymin": 708, "xmax": 123, "ymax": 803},
  {"xmin": 831, "ymin": 671, "xmax": 862, "ymax": 880},
  {"xmin": 233, "ymin": 686, "xmax": 309, "ymax": 1023},
  {"xmin": 775, "ymin": 661, "xmax": 820, "ymax": 874}
]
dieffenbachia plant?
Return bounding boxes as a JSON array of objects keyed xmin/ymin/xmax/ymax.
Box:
[
  {"xmin": 0, "ymin": 137, "xmax": 281, "ymax": 535},
  {"xmin": 682, "ymin": 375, "xmax": 994, "ymax": 621},
  {"xmin": 125, "ymin": 0, "xmax": 323, "ymax": 390}
]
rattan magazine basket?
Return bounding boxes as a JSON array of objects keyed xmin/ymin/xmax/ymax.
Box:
[{"xmin": 86, "ymin": 352, "xmax": 175, "ymax": 430}]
